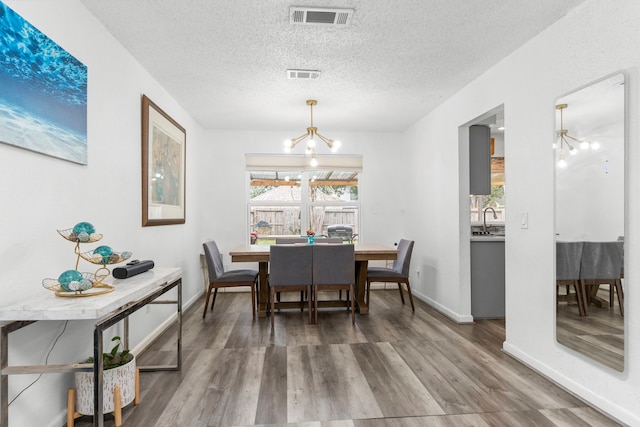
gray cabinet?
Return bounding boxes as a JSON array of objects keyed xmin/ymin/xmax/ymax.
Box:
[
  {"xmin": 469, "ymin": 125, "xmax": 491, "ymax": 195},
  {"xmin": 471, "ymin": 240, "xmax": 505, "ymax": 318}
]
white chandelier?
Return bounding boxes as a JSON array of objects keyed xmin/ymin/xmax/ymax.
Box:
[
  {"xmin": 556, "ymin": 103, "xmax": 600, "ymax": 168},
  {"xmin": 284, "ymin": 99, "xmax": 340, "ymax": 167}
]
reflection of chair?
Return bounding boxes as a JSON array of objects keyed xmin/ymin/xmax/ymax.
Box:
[
  {"xmin": 268, "ymin": 245, "xmax": 313, "ymax": 329},
  {"xmin": 312, "ymin": 244, "xmax": 355, "ymax": 324},
  {"xmin": 580, "ymin": 241, "xmax": 624, "ymax": 316},
  {"xmin": 275, "ymin": 237, "xmax": 308, "ymax": 244},
  {"xmin": 202, "ymin": 240, "xmax": 258, "ymax": 319},
  {"xmin": 366, "ymin": 239, "xmax": 415, "ymax": 312},
  {"xmin": 556, "ymin": 241, "xmax": 586, "ymax": 316}
]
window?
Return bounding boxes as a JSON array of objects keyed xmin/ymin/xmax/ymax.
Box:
[{"xmin": 246, "ymin": 155, "xmax": 361, "ymax": 244}]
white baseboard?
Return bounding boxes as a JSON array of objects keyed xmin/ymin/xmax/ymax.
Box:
[
  {"xmin": 503, "ymin": 342, "xmax": 635, "ymax": 426},
  {"xmin": 412, "ymin": 290, "xmax": 475, "ymax": 324}
]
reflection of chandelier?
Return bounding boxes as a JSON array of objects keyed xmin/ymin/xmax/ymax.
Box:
[
  {"xmin": 284, "ymin": 100, "xmax": 340, "ymax": 167},
  {"xmin": 555, "ymin": 103, "xmax": 600, "ymax": 168}
]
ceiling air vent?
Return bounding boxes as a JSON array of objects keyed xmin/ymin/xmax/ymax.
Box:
[
  {"xmin": 287, "ymin": 69, "xmax": 321, "ymax": 80},
  {"xmin": 290, "ymin": 7, "xmax": 354, "ymax": 27}
]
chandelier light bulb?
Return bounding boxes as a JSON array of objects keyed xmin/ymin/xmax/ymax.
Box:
[
  {"xmin": 558, "ymin": 158, "xmax": 567, "ymax": 168},
  {"xmin": 569, "ymin": 146, "xmax": 577, "ymax": 155},
  {"xmin": 591, "ymin": 141, "xmax": 600, "ymax": 150},
  {"xmin": 579, "ymin": 140, "xmax": 590, "ymax": 150},
  {"xmin": 310, "ymin": 156, "xmax": 318, "ymax": 167},
  {"xmin": 307, "ymin": 137, "xmax": 316, "ymax": 148},
  {"xmin": 331, "ymin": 140, "xmax": 341, "ymax": 152}
]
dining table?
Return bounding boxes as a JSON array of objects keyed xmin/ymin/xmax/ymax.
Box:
[{"xmin": 229, "ymin": 243, "xmax": 398, "ymax": 317}]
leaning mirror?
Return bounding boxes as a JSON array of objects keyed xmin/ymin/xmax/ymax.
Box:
[{"xmin": 555, "ymin": 73, "xmax": 625, "ymax": 371}]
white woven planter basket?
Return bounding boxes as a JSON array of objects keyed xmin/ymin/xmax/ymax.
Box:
[{"xmin": 74, "ymin": 355, "xmax": 136, "ymax": 415}]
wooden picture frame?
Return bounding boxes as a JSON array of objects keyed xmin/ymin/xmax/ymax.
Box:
[{"xmin": 141, "ymin": 95, "xmax": 186, "ymax": 226}]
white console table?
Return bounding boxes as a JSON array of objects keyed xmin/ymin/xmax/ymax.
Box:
[{"xmin": 0, "ymin": 267, "xmax": 182, "ymax": 427}]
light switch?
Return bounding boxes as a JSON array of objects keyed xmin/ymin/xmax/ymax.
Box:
[{"xmin": 520, "ymin": 212, "xmax": 528, "ymax": 229}]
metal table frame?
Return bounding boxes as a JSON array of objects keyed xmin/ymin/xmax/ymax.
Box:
[{"xmin": 1, "ymin": 277, "xmax": 182, "ymax": 427}]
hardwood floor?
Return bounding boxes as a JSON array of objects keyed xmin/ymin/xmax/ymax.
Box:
[
  {"xmin": 72, "ymin": 290, "xmax": 622, "ymax": 426},
  {"xmin": 556, "ymin": 286, "xmax": 624, "ymax": 371}
]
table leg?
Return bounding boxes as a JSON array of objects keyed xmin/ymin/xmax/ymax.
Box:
[
  {"xmin": 257, "ymin": 262, "xmax": 269, "ymax": 317},
  {"xmin": 355, "ymin": 260, "xmax": 369, "ymax": 314}
]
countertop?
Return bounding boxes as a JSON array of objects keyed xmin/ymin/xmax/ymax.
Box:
[{"xmin": 471, "ymin": 235, "xmax": 505, "ymax": 242}]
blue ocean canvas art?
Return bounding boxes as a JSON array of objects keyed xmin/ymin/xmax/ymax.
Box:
[{"xmin": 0, "ymin": 2, "xmax": 87, "ymax": 164}]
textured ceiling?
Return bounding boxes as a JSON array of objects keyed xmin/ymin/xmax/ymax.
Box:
[{"xmin": 80, "ymin": 0, "xmax": 585, "ymax": 132}]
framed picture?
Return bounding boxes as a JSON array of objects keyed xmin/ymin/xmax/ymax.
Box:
[
  {"xmin": 141, "ymin": 95, "xmax": 186, "ymax": 226},
  {"xmin": 0, "ymin": 3, "xmax": 87, "ymax": 164}
]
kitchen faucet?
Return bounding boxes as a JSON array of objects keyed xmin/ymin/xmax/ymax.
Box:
[{"xmin": 483, "ymin": 207, "xmax": 497, "ymax": 233}]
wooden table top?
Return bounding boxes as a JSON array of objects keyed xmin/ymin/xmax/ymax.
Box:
[{"xmin": 229, "ymin": 243, "xmax": 397, "ymax": 262}]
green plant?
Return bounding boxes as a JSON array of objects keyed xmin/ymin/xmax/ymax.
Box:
[{"xmin": 85, "ymin": 336, "xmax": 133, "ymax": 370}]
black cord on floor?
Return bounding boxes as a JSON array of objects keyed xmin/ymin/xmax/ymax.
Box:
[{"xmin": 8, "ymin": 319, "xmax": 69, "ymax": 406}]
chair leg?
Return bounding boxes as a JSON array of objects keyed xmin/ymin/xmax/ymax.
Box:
[
  {"xmin": 202, "ymin": 285, "xmax": 212, "ymax": 319},
  {"xmin": 308, "ymin": 285, "xmax": 313, "ymax": 324},
  {"xmin": 579, "ymin": 280, "xmax": 589, "ymax": 316},
  {"xmin": 350, "ymin": 284, "xmax": 355, "ymax": 324},
  {"xmin": 615, "ymin": 279, "xmax": 624, "ymax": 316},
  {"xmin": 256, "ymin": 280, "xmax": 260, "ymax": 314},
  {"xmin": 270, "ymin": 287, "xmax": 276, "ymax": 330},
  {"xmin": 251, "ymin": 281, "xmax": 256, "ymax": 319},
  {"xmin": 405, "ymin": 280, "xmax": 415, "ymax": 312},
  {"xmin": 365, "ymin": 279, "xmax": 371, "ymax": 306},
  {"xmin": 610, "ymin": 283, "xmax": 615, "ymax": 307},
  {"xmin": 573, "ymin": 281, "xmax": 586, "ymax": 317},
  {"xmin": 397, "ymin": 282, "xmax": 406, "ymax": 304},
  {"xmin": 314, "ymin": 286, "xmax": 318, "ymax": 325},
  {"xmin": 210, "ymin": 288, "xmax": 218, "ymax": 311}
]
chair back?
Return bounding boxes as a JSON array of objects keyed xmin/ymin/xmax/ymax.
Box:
[
  {"xmin": 392, "ymin": 239, "xmax": 414, "ymax": 276},
  {"xmin": 269, "ymin": 244, "xmax": 313, "ymax": 286},
  {"xmin": 556, "ymin": 241, "xmax": 583, "ymax": 280},
  {"xmin": 275, "ymin": 237, "xmax": 308, "ymax": 244},
  {"xmin": 203, "ymin": 240, "xmax": 225, "ymax": 281},
  {"xmin": 312, "ymin": 244, "xmax": 355, "ymax": 285},
  {"xmin": 579, "ymin": 241, "xmax": 623, "ymax": 280}
]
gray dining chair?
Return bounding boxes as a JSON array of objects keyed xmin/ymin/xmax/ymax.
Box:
[
  {"xmin": 312, "ymin": 244, "xmax": 356, "ymax": 324},
  {"xmin": 556, "ymin": 241, "xmax": 586, "ymax": 316},
  {"xmin": 268, "ymin": 244, "xmax": 313, "ymax": 329},
  {"xmin": 202, "ymin": 240, "xmax": 259, "ymax": 319},
  {"xmin": 580, "ymin": 241, "xmax": 624, "ymax": 316},
  {"xmin": 366, "ymin": 239, "xmax": 415, "ymax": 312}
]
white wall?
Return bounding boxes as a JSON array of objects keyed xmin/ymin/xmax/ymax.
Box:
[
  {"xmin": 197, "ymin": 129, "xmax": 407, "ymax": 257},
  {"xmin": 404, "ymin": 0, "xmax": 640, "ymax": 424},
  {"xmin": 0, "ymin": 2, "xmax": 205, "ymax": 426}
]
